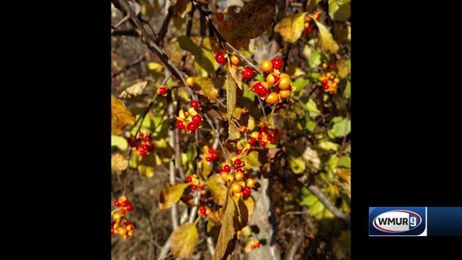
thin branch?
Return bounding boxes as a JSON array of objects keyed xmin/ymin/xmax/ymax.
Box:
[
  {"xmin": 157, "ymin": 6, "xmax": 174, "ymax": 45},
  {"xmin": 112, "ymin": 56, "xmax": 145, "ymax": 77},
  {"xmin": 307, "ymin": 185, "xmax": 350, "ymax": 225}
]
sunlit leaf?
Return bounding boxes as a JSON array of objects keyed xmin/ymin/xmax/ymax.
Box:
[
  {"xmin": 171, "ymin": 223, "xmax": 198, "ymax": 258},
  {"xmin": 337, "ymin": 59, "xmax": 350, "ymax": 78},
  {"xmin": 112, "ymin": 96, "xmax": 135, "ymax": 135},
  {"xmin": 175, "ymin": 0, "xmax": 192, "ymax": 18},
  {"xmin": 206, "ymin": 174, "xmax": 227, "ymax": 206},
  {"xmin": 159, "ymin": 183, "xmax": 191, "ymax": 209},
  {"xmin": 274, "ymin": 12, "xmax": 308, "ymax": 44},
  {"xmin": 111, "ymin": 135, "xmax": 128, "ymax": 151},
  {"xmin": 313, "ymin": 20, "xmax": 340, "ymax": 54},
  {"xmin": 303, "ymin": 147, "xmax": 321, "ymax": 170},
  {"xmin": 329, "ymin": 117, "xmax": 351, "ymax": 137},
  {"xmin": 244, "ymin": 151, "xmax": 261, "ymax": 169},
  {"xmin": 318, "ymin": 141, "xmax": 339, "ymax": 151},
  {"xmin": 328, "ymin": 0, "xmax": 351, "ymax": 22},
  {"xmin": 243, "ymin": 196, "xmax": 255, "ymax": 218},
  {"xmin": 289, "ymin": 156, "xmax": 306, "ymax": 174},
  {"xmin": 195, "ymin": 77, "xmax": 219, "ymax": 102}
]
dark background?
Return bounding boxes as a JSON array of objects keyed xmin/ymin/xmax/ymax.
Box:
[{"xmin": 2, "ymin": 0, "xmax": 461, "ymax": 258}]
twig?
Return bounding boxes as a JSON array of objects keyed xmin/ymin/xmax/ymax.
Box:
[
  {"xmin": 111, "ymin": 14, "xmax": 130, "ymax": 34},
  {"xmin": 168, "ymin": 96, "xmax": 179, "ymax": 230},
  {"xmin": 112, "ymin": 56, "xmax": 145, "ymax": 78},
  {"xmin": 157, "ymin": 6, "xmax": 173, "ymax": 45},
  {"xmin": 307, "ymin": 185, "xmax": 350, "ymax": 225}
]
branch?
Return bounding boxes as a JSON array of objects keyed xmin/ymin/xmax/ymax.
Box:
[{"xmin": 307, "ymin": 185, "xmax": 350, "ymax": 225}]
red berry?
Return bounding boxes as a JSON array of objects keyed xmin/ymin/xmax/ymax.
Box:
[
  {"xmin": 190, "ymin": 100, "xmax": 200, "ymax": 109},
  {"xmin": 212, "ymin": 153, "xmax": 219, "ymax": 160},
  {"xmin": 199, "ymin": 207, "xmax": 207, "ymax": 216},
  {"xmin": 186, "ymin": 176, "xmax": 193, "ymax": 183},
  {"xmin": 139, "ymin": 149, "xmax": 147, "ymax": 157},
  {"xmin": 241, "ymin": 66, "xmax": 254, "ymax": 80},
  {"xmin": 144, "ymin": 135, "xmax": 151, "ymax": 142},
  {"xmin": 191, "ymin": 184, "xmax": 198, "ymax": 191},
  {"xmin": 249, "ymin": 137, "xmax": 257, "ymax": 145},
  {"xmin": 126, "ymin": 203, "xmax": 133, "ymax": 212},
  {"xmin": 140, "ymin": 132, "xmax": 145, "ymax": 138},
  {"xmin": 271, "ymin": 57, "xmax": 283, "ymax": 70},
  {"xmin": 305, "ymin": 27, "xmax": 312, "ymax": 33},
  {"xmin": 192, "ymin": 115, "xmax": 202, "ymax": 124},
  {"xmin": 206, "ymin": 156, "xmax": 213, "ymax": 162},
  {"xmin": 114, "ymin": 200, "xmax": 120, "ymax": 207},
  {"xmin": 242, "ymin": 187, "xmax": 251, "ymax": 197},
  {"xmin": 146, "ymin": 143, "xmax": 154, "ymax": 152},
  {"xmin": 322, "ymin": 79, "xmax": 328, "ymax": 85},
  {"xmin": 233, "ymin": 158, "xmax": 242, "ymax": 166},
  {"xmin": 259, "ymin": 141, "xmax": 267, "ymax": 147},
  {"xmin": 222, "ymin": 164, "xmax": 231, "ymax": 172},
  {"xmin": 237, "ymin": 149, "xmax": 242, "ymax": 154},
  {"xmin": 158, "ymin": 87, "xmax": 167, "ymax": 96},
  {"xmin": 215, "ymin": 52, "xmax": 226, "ymax": 64},
  {"xmin": 120, "ymin": 209, "xmax": 126, "ymax": 215},
  {"xmin": 253, "ymin": 82, "xmax": 269, "ymax": 97},
  {"xmin": 127, "ymin": 137, "xmax": 137, "ymax": 148},
  {"xmin": 177, "ymin": 120, "xmax": 185, "ymax": 129},
  {"xmin": 187, "ymin": 122, "xmax": 198, "ymax": 132}
]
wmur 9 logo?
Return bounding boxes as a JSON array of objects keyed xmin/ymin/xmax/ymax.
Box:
[{"xmin": 369, "ymin": 207, "xmax": 427, "ymax": 236}]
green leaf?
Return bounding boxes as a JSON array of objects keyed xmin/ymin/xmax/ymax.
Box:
[
  {"xmin": 328, "ymin": 0, "xmax": 351, "ymax": 22},
  {"xmin": 274, "ymin": 12, "xmax": 308, "ymax": 43},
  {"xmin": 303, "ymin": 45, "xmax": 321, "ymax": 68},
  {"xmin": 289, "ymin": 156, "xmax": 306, "ymax": 174},
  {"xmin": 338, "ymin": 156, "xmax": 351, "ymax": 168},
  {"xmin": 344, "ymin": 80, "xmax": 351, "ymax": 98},
  {"xmin": 111, "ymin": 135, "xmax": 128, "ymax": 151},
  {"xmin": 178, "ymin": 36, "xmax": 216, "ymax": 75},
  {"xmin": 292, "ymin": 77, "xmax": 310, "ymax": 93},
  {"xmin": 318, "ymin": 141, "xmax": 339, "ymax": 151},
  {"xmin": 159, "ymin": 183, "xmax": 191, "ymax": 209},
  {"xmin": 313, "ymin": 20, "xmax": 340, "ymax": 54},
  {"xmin": 305, "ymin": 98, "xmax": 320, "ymax": 118},
  {"xmin": 300, "ymin": 194, "xmax": 318, "ymax": 206},
  {"xmin": 329, "ymin": 117, "xmax": 351, "ymax": 137},
  {"xmin": 305, "ymin": 121, "xmax": 317, "ymax": 131},
  {"xmin": 171, "ymin": 223, "xmax": 198, "ymax": 258}
]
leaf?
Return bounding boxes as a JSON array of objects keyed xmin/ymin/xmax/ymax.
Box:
[
  {"xmin": 336, "ymin": 59, "xmax": 350, "ymax": 78},
  {"xmin": 147, "ymin": 62, "xmax": 163, "ymax": 72},
  {"xmin": 329, "ymin": 117, "xmax": 351, "ymax": 137},
  {"xmin": 292, "ymin": 77, "xmax": 310, "ymax": 93},
  {"xmin": 111, "ymin": 152, "xmax": 128, "ymax": 172},
  {"xmin": 200, "ymin": 159, "xmax": 213, "ymax": 179},
  {"xmin": 243, "ymin": 196, "xmax": 255, "ymax": 218},
  {"xmin": 206, "ymin": 175, "xmax": 227, "ymax": 206},
  {"xmin": 303, "ymin": 147, "xmax": 321, "ymax": 170},
  {"xmin": 215, "ymin": 0, "xmax": 275, "ymax": 49},
  {"xmin": 244, "ymin": 151, "xmax": 261, "ymax": 169},
  {"xmin": 195, "ymin": 77, "xmax": 219, "ymax": 102},
  {"xmin": 303, "ymin": 45, "xmax": 321, "ymax": 68},
  {"xmin": 159, "ymin": 183, "xmax": 191, "ymax": 209},
  {"xmin": 305, "ymin": 98, "xmax": 320, "ymax": 118},
  {"xmin": 313, "ymin": 20, "xmax": 340, "ymax": 54},
  {"xmin": 111, "ymin": 135, "xmax": 128, "ymax": 151},
  {"xmin": 112, "ymin": 96, "xmax": 135, "ymax": 135},
  {"xmin": 119, "ymin": 81, "xmax": 148, "ymax": 99},
  {"xmin": 274, "ymin": 12, "xmax": 308, "ymax": 43},
  {"xmin": 289, "ymin": 156, "xmax": 306, "ymax": 174},
  {"xmin": 214, "ymin": 194, "xmax": 247, "ymax": 260},
  {"xmin": 344, "ymin": 80, "xmax": 351, "ymax": 98},
  {"xmin": 328, "ymin": 0, "xmax": 351, "ymax": 22},
  {"xmin": 318, "ymin": 141, "xmax": 339, "ymax": 151},
  {"xmin": 338, "ymin": 156, "xmax": 350, "ymax": 168},
  {"xmin": 178, "ymin": 36, "xmax": 216, "ymax": 74},
  {"xmin": 229, "ymin": 64, "xmax": 243, "ymax": 90},
  {"xmin": 171, "ymin": 223, "xmax": 198, "ymax": 258},
  {"xmin": 228, "ymin": 120, "xmax": 241, "ymax": 140},
  {"xmin": 225, "ymin": 70, "xmax": 237, "ymax": 119}
]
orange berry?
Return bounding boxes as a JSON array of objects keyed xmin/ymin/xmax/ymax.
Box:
[
  {"xmin": 234, "ymin": 171, "xmax": 244, "ymax": 181},
  {"xmin": 278, "ymin": 76, "xmax": 291, "ymax": 90},
  {"xmin": 231, "ymin": 182, "xmax": 242, "ymax": 193},
  {"xmin": 220, "ymin": 172, "xmax": 229, "ymax": 182},
  {"xmin": 265, "ymin": 92, "xmax": 279, "ymax": 104},
  {"xmin": 186, "ymin": 77, "xmax": 195, "ymax": 87},
  {"xmin": 226, "ymin": 174, "xmax": 235, "ymax": 183},
  {"xmin": 260, "ymin": 60, "xmax": 273, "ymax": 73},
  {"xmin": 230, "ymin": 55, "xmax": 240, "ymax": 66},
  {"xmin": 112, "ymin": 212, "xmax": 122, "ymax": 222},
  {"xmin": 118, "ymin": 195, "xmax": 127, "ymax": 203},
  {"xmin": 279, "ymin": 90, "xmax": 291, "ymax": 99}
]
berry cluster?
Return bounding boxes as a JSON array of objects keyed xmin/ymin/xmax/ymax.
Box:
[
  {"xmin": 219, "ymin": 157, "xmax": 257, "ymax": 199},
  {"xmin": 248, "ymin": 125, "xmax": 279, "ymax": 148},
  {"xmin": 176, "ymin": 107, "xmax": 203, "ymax": 133},
  {"xmin": 320, "ymin": 62, "xmax": 340, "ymax": 94},
  {"xmin": 251, "ymin": 57, "xmax": 292, "ymax": 105},
  {"xmin": 213, "ymin": 50, "xmax": 256, "ymax": 80},
  {"xmin": 157, "ymin": 85, "xmax": 167, "ymax": 96},
  {"xmin": 111, "ymin": 196, "xmax": 135, "ymax": 239},
  {"xmin": 244, "ymin": 239, "xmax": 261, "ymax": 252},
  {"xmin": 186, "ymin": 174, "xmax": 205, "ymax": 192},
  {"xmin": 203, "ymin": 145, "xmax": 219, "ymax": 163},
  {"xmin": 127, "ymin": 132, "xmax": 155, "ymax": 157}
]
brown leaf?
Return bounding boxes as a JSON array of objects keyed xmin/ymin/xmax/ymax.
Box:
[
  {"xmin": 206, "ymin": 174, "xmax": 227, "ymax": 206},
  {"xmin": 111, "ymin": 96, "xmax": 135, "ymax": 135},
  {"xmin": 159, "ymin": 183, "xmax": 191, "ymax": 209},
  {"xmin": 171, "ymin": 223, "xmax": 198, "ymax": 258},
  {"xmin": 214, "ymin": 194, "xmax": 246, "ymax": 260}
]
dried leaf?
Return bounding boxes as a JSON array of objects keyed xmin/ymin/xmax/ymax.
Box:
[
  {"xmin": 243, "ymin": 196, "xmax": 255, "ymax": 218},
  {"xmin": 159, "ymin": 183, "xmax": 191, "ymax": 209},
  {"xmin": 171, "ymin": 223, "xmax": 198, "ymax": 258},
  {"xmin": 303, "ymin": 147, "xmax": 321, "ymax": 170},
  {"xmin": 228, "ymin": 120, "xmax": 241, "ymax": 140},
  {"xmin": 274, "ymin": 12, "xmax": 308, "ymax": 43},
  {"xmin": 111, "ymin": 96, "xmax": 135, "ymax": 135},
  {"xmin": 229, "ymin": 64, "xmax": 243, "ymax": 90},
  {"xmin": 206, "ymin": 174, "xmax": 227, "ymax": 206},
  {"xmin": 225, "ymin": 70, "xmax": 237, "ymax": 119},
  {"xmin": 119, "ymin": 81, "xmax": 148, "ymax": 99},
  {"xmin": 195, "ymin": 77, "xmax": 219, "ymax": 102},
  {"xmin": 313, "ymin": 20, "xmax": 339, "ymax": 54}
]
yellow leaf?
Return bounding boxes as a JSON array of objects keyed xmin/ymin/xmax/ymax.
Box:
[
  {"xmin": 214, "ymin": 194, "xmax": 248, "ymax": 260},
  {"xmin": 313, "ymin": 20, "xmax": 340, "ymax": 54},
  {"xmin": 247, "ymin": 116, "xmax": 255, "ymax": 131},
  {"xmin": 118, "ymin": 81, "xmax": 148, "ymax": 99},
  {"xmin": 228, "ymin": 120, "xmax": 241, "ymax": 140},
  {"xmin": 200, "ymin": 159, "xmax": 213, "ymax": 179},
  {"xmin": 244, "ymin": 196, "xmax": 255, "ymax": 218},
  {"xmin": 274, "ymin": 12, "xmax": 307, "ymax": 43},
  {"xmin": 147, "ymin": 62, "xmax": 163, "ymax": 72},
  {"xmin": 225, "ymin": 69, "xmax": 237, "ymax": 128},
  {"xmin": 195, "ymin": 77, "xmax": 219, "ymax": 102},
  {"xmin": 111, "ymin": 96, "xmax": 135, "ymax": 135},
  {"xmin": 336, "ymin": 59, "xmax": 350, "ymax": 78},
  {"xmin": 289, "ymin": 156, "xmax": 306, "ymax": 174},
  {"xmin": 159, "ymin": 183, "xmax": 191, "ymax": 209},
  {"xmin": 244, "ymin": 151, "xmax": 261, "ymax": 169},
  {"xmin": 171, "ymin": 223, "xmax": 198, "ymax": 258},
  {"xmin": 206, "ymin": 175, "xmax": 227, "ymax": 206},
  {"xmin": 229, "ymin": 64, "xmax": 243, "ymax": 90}
]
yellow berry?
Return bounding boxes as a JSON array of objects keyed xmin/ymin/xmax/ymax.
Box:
[
  {"xmin": 322, "ymin": 63, "xmax": 328, "ymax": 69},
  {"xmin": 266, "ymin": 73, "xmax": 279, "ymax": 85},
  {"xmin": 226, "ymin": 174, "xmax": 235, "ymax": 183},
  {"xmin": 235, "ymin": 171, "xmax": 244, "ymax": 181},
  {"xmin": 334, "ymin": 78, "xmax": 340, "ymax": 83},
  {"xmin": 231, "ymin": 182, "xmax": 242, "ymax": 193},
  {"xmin": 265, "ymin": 92, "xmax": 279, "ymax": 104},
  {"xmin": 279, "ymin": 90, "xmax": 291, "ymax": 99},
  {"xmin": 230, "ymin": 55, "xmax": 240, "ymax": 66},
  {"xmin": 246, "ymin": 178, "xmax": 257, "ymax": 189},
  {"xmin": 260, "ymin": 60, "xmax": 273, "ymax": 73},
  {"xmin": 113, "ymin": 212, "xmax": 122, "ymax": 222},
  {"xmin": 186, "ymin": 77, "xmax": 195, "ymax": 87},
  {"xmin": 118, "ymin": 195, "xmax": 127, "ymax": 203}
]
